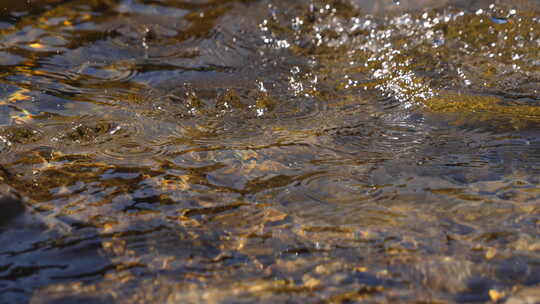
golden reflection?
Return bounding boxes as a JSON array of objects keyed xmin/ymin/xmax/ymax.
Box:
[{"xmin": 423, "ymin": 93, "xmax": 540, "ymax": 127}]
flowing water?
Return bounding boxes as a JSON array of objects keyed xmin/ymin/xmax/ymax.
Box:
[{"xmin": 0, "ymin": 0, "xmax": 539, "ymax": 303}]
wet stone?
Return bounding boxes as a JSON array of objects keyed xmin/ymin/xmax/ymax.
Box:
[
  {"xmin": 0, "ymin": 184, "xmax": 109, "ymax": 304},
  {"xmin": 0, "ymin": 184, "xmax": 25, "ymax": 227}
]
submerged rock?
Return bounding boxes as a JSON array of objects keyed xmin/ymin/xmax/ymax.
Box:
[
  {"xmin": 0, "ymin": 183, "xmax": 109, "ymax": 304},
  {"xmin": 0, "ymin": 184, "xmax": 25, "ymax": 227}
]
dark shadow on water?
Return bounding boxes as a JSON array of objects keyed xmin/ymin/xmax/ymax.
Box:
[{"xmin": 0, "ymin": 183, "xmax": 113, "ymax": 304}]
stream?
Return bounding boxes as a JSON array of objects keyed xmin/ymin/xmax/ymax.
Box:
[{"xmin": 0, "ymin": 0, "xmax": 539, "ymax": 303}]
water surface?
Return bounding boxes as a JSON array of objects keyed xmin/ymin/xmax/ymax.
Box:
[{"xmin": 0, "ymin": 0, "xmax": 539, "ymax": 303}]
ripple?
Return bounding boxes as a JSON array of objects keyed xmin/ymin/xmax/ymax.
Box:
[
  {"xmin": 41, "ymin": 56, "xmax": 139, "ymax": 85},
  {"xmin": 326, "ymin": 118, "xmax": 428, "ymax": 157},
  {"xmin": 99, "ymin": 141, "xmax": 163, "ymax": 163},
  {"xmin": 138, "ymin": 79, "xmax": 327, "ymax": 149},
  {"xmin": 269, "ymin": 171, "xmax": 407, "ymax": 227},
  {"xmin": 0, "ymin": 125, "xmax": 44, "ymax": 153},
  {"xmin": 47, "ymin": 114, "xmax": 166, "ymax": 163},
  {"xmin": 0, "ymin": 51, "xmax": 25, "ymax": 66},
  {"xmin": 60, "ymin": 117, "xmax": 136, "ymax": 146},
  {"xmin": 249, "ymin": 85, "xmax": 327, "ymax": 121}
]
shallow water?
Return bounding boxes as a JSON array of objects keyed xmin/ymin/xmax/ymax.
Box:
[{"xmin": 0, "ymin": 0, "xmax": 539, "ymax": 303}]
